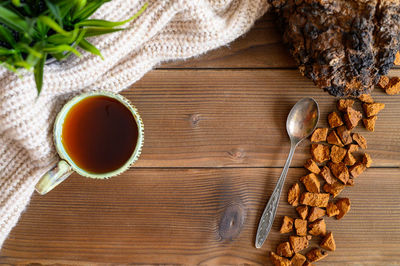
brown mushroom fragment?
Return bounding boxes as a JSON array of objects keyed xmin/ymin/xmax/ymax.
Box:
[
  {"xmin": 336, "ymin": 126, "xmax": 353, "ymax": 145},
  {"xmin": 308, "ymin": 219, "xmax": 327, "ymax": 236},
  {"xmin": 277, "ymin": 241, "xmax": 294, "ymax": 258},
  {"xmin": 328, "ymin": 162, "xmax": 349, "ymax": 184},
  {"xmin": 306, "ymin": 248, "xmax": 328, "ymax": 263},
  {"xmin": 386, "ymin": 77, "xmax": 400, "ymax": 95},
  {"xmin": 337, "ymin": 99, "xmax": 354, "ymax": 112},
  {"xmin": 300, "ymin": 192, "xmax": 330, "ymax": 208},
  {"xmin": 280, "ymin": 216, "xmax": 294, "ymax": 234},
  {"xmin": 352, "ymin": 133, "xmax": 367, "ymax": 149},
  {"xmin": 288, "ymin": 183, "xmax": 300, "ymax": 206},
  {"xmin": 310, "ymin": 128, "xmax": 329, "ymax": 142},
  {"xmin": 326, "ymin": 202, "xmax": 340, "ymax": 217},
  {"xmin": 358, "ymin": 94, "xmax": 373, "ymax": 103},
  {"xmin": 320, "ymin": 232, "xmax": 336, "ymax": 251},
  {"xmin": 347, "ymin": 144, "xmax": 359, "ymax": 153},
  {"xmin": 320, "ymin": 166, "xmax": 336, "ymax": 185},
  {"xmin": 294, "ymin": 219, "xmax": 308, "ymax": 236},
  {"xmin": 323, "ymin": 181, "xmax": 345, "ymax": 198},
  {"xmin": 311, "ymin": 144, "xmax": 330, "ymax": 163},
  {"xmin": 363, "ymin": 116, "xmax": 377, "ymax": 132},
  {"xmin": 343, "ymin": 151, "xmax": 357, "ymax": 166},
  {"xmin": 343, "ymin": 107, "xmax": 362, "ymax": 130},
  {"xmin": 327, "ymin": 131, "xmax": 343, "ymax": 147},
  {"xmin": 349, "ymin": 162, "xmax": 366, "ymax": 178},
  {"xmin": 378, "ymin": 75, "xmax": 389, "ymax": 89},
  {"xmin": 304, "ymin": 159, "xmax": 320, "ymax": 174},
  {"xmin": 363, "ymin": 103, "xmax": 385, "ymax": 117},
  {"xmin": 291, "ymin": 253, "xmax": 307, "ymax": 266},
  {"xmin": 296, "ymin": 205, "xmax": 308, "ymax": 220},
  {"xmin": 336, "ymin": 198, "xmax": 351, "ymax": 220},
  {"xmin": 300, "ymin": 173, "xmax": 320, "ymax": 193},
  {"xmin": 289, "ymin": 235, "xmax": 311, "ymax": 253},
  {"xmin": 308, "ymin": 207, "xmax": 326, "ymax": 222},
  {"xmin": 330, "ymin": 145, "xmax": 347, "ymax": 163},
  {"xmin": 362, "ymin": 153, "xmax": 373, "ymax": 168},
  {"xmin": 270, "ymin": 251, "xmax": 291, "ymax": 266},
  {"xmin": 328, "ymin": 112, "xmax": 343, "ymax": 128}
]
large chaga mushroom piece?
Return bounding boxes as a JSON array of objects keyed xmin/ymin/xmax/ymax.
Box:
[{"xmin": 270, "ymin": 0, "xmax": 400, "ymax": 97}]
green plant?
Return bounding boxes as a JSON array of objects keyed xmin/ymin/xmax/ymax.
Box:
[{"xmin": 0, "ymin": 0, "xmax": 147, "ymax": 94}]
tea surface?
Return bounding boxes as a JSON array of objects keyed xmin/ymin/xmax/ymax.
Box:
[{"xmin": 62, "ymin": 96, "xmax": 138, "ymax": 174}]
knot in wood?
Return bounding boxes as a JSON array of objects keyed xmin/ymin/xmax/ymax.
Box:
[
  {"xmin": 218, "ymin": 202, "xmax": 246, "ymax": 241},
  {"xmin": 227, "ymin": 148, "xmax": 246, "ymax": 160},
  {"xmin": 189, "ymin": 114, "xmax": 201, "ymax": 127}
]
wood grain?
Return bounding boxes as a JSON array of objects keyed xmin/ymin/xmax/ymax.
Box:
[
  {"xmin": 123, "ymin": 69, "xmax": 400, "ymax": 168},
  {"xmin": 2, "ymin": 11, "xmax": 400, "ymax": 265},
  {"xmin": 1, "ymin": 168, "xmax": 399, "ymax": 265}
]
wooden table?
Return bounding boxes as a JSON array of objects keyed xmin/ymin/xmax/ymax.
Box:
[{"xmin": 1, "ymin": 13, "xmax": 400, "ymax": 265}]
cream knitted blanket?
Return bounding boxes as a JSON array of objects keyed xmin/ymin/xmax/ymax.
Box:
[{"xmin": 0, "ymin": 0, "xmax": 270, "ymax": 249}]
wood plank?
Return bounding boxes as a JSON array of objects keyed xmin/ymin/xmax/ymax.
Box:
[
  {"xmin": 1, "ymin": 168, "xmax": 399, "ymax": 264},
  {"xmin": 120, "ymin": 69, "xmax": 400, "ymax": 168},
  {"xmin": 160, "ymin": 13, "xmax": 296, "ymax": 69}
]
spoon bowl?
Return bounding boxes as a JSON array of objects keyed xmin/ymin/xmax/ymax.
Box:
[
  {"xmin": 287, "ymin": 97, "xmax": 319, "ymax": 143},
  {"xmin": 255, "ymin": 97, "xmax": 319, "ymax": 248}
]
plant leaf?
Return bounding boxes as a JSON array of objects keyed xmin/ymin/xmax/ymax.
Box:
[
  {"xmin": 0, "ymin": 6, "xmax": 29, "ymax": 32},
  {"xmin": 34, "ymin": 53, "xmax": 46, "ymax": 94},
  {"xmin": 0, "ymin": 24, "xmax": 17, "ymax": 47},
  {"xmin": 16, "ymin": 43, "xmax": 43, "ymax": 58},
  {"xmin": 38, "ymin": 15, "xmax": 69, "ymax": 36},
  {"xmin": 76, "ymin": 3, "xmax": 148, "ymax": 27},
  {"xmin": 72, "ymin": 0, "xmax": 110, "ymax": 21},
  {"xmin": 83, "ymin": 27, "xmax": 123, "ymax": 37},
  {"xmin": 78, "ymin": 39, "xmax": 103, "ymax": 59},
  {"xmin": 12, "ymin": 0, "xmax": 21, "ymax": 7},
  {"xmin": 44, "ymin": 44, "xmax": 81, "ymax": 57},
  {"xmin": 0, "ymin": 48, "xmax": 17, "ymax": 55},
  {"xmin": 45, "ymin": 0, "xmax": 62, "ymax": 26}
]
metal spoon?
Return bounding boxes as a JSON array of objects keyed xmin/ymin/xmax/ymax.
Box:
[{"xmin": 255, "ymin": 97, "xmax": 319, "ymax": 249}]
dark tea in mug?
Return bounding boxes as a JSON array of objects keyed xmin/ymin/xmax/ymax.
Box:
[{"xmin": 61, "ymin": 95, "xmax": 139, "ymax": 174}]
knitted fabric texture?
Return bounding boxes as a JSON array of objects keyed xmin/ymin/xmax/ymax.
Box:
[{"xmin": 0, "ymin": 0, "xmax": 270, "ymax": 249}]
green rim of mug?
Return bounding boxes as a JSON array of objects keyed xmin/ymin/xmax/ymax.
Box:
[{"xmin": 53, "ymin": 91, "xmax": 144, "ymax": 179}]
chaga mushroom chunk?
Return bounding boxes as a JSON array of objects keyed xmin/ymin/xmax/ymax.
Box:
[
  {"xmin": 337, "ymin": 99, "xmax": 355, "ymax": 112},
  {"xmin": 344, "ymin": 107, "xmax": 362, "ymax": 130},
  {"xmin": 280, "ymin": 216, "xmax": 294, "ymax": 233},
  {"xmin": 296, "ymin": 205, "xmax": 309, "ymax": 220},
  {"xmin": 310, "ymin": 128, "xmax": 329, "ymax": 142},
  {"xmin": 336, "ymin": 198, "xmax": 351, "ymax": 220},
  {"xmin": 277, "ymin": 241, "xmax": 294, "ymax": 257},
  {"xmin": 269, "ymin": 0, "xmax": 400, "ymax": 97},
  {"xmin": 291, "ymin": 253, "xmax": 307, "ymax": 266},
  {"xmin": 304, "ymin": 159, "xmax": 321, "ymax": 174},
  {"xmin": 308, "ymin": 219, "xmax": 327, "ymax": 236},
  {"xmin": 308, "ymin": 207, "xmax": 326, "ymax": 222},
  {"xmin": 306, "ymin": 248, "xmax": 328, "ymax": 263},
  {"xmin": 328, "ymin": 112, "xmax": 344, "ymax": 128},
  {"xmin": 289, "ymin": 235, "xmax": 311, "ymax": 253},
  {"xmin": 320, "ymin": 232, "xmax": 336, "ymax": 251},
  {"xmin": 288, "ymin": 183, "xmax": 300, "ymax": 206},
  {"xmin": 328, "ymin": 162, "xmax": 349, "ymax": 184},
  {"xmin": 300, "ymin": 173, "xmax": 320, "ymax": 193},
  {"xmin": 270, "ymin": 251, "xmax": 291, "ymax": 266},
  {"xmin": 363, "ymin": 103, "xmax": 385, "ymax": 117},
  {"xmin": 300, "ymin": 192, "xmax": 330, "ymax": 207},
  {"xmin": 326, "ymin": 202, "xmax": 340, "ymax": 217},
  {"xmin": 320, "ymin": 166, "xmax": 336, "ymax": 185},
  {"xmin": 311, "ymin": 144, "xmax": 330, "ymax": 163}
]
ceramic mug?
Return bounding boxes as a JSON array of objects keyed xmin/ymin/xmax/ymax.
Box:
[{"xmin": 35, "ymin": 91, "xmax": 144, "ymax": 195}]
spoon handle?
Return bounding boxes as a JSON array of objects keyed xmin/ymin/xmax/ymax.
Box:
[{"xmin": 255, "ymin": 142, "xmax": 297, "ymax": 248}]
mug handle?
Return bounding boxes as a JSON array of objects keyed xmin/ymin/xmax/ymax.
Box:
[{"xmin": 35, "ymin": 160, "xmax": 73, "ymax": 195}]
